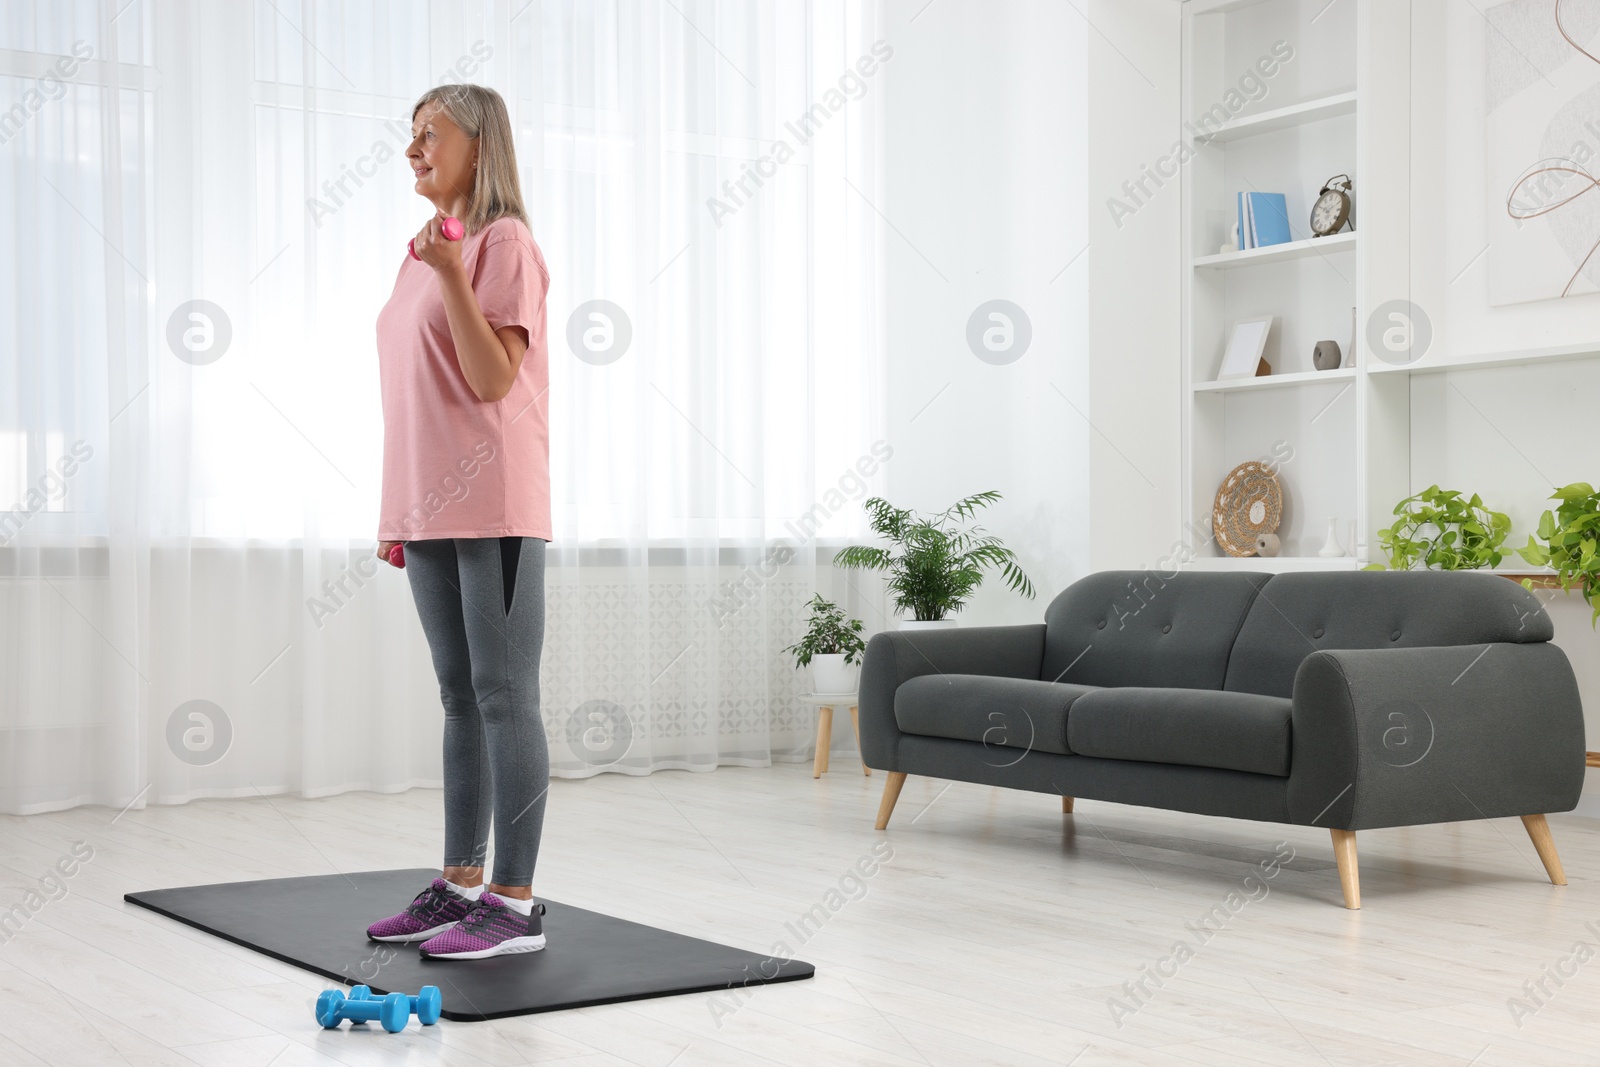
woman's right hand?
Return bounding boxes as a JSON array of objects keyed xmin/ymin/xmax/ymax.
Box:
[
  {"xmin": 412, "ymin": 214, "xmax": 465, "ymax": 276},
  {"xmin": 379, "ymin": 540, "xmax": 403, "ymax": 567}
]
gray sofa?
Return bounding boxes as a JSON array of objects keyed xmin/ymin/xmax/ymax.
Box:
[{"xmin": 858, "ymin": 569, "xmax": 1585, "ymax": 908}]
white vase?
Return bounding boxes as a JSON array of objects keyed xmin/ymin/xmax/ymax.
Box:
[
  {"xmin": 810, "ymin": 653, "xmax": 859, "ymax": 695},
  {"xmin": 1318, "ymin": 518, "xmax": 1344, "ymax": 559},
  {"xmin": 899, "ymin": 619, "xmax": 958, "ymax": 632}
]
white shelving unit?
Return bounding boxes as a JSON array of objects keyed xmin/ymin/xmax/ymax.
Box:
[
  {"xmin": 1195, "ymin": 90, "xmax": 1358, "ymax": 144},
  {"xmin": 1192, "ymin": 230, "xmax": 1356, "ymax": 269},
  {"xmin": 1365, "ymin": 341, "xmax": 1600, "ymax": 377},
  {"xmin": 1182, "ymin": 0, "xmax": 1365, "ymax": 566},
  {"xmin": 1174, "ymin": 2, "xmax": 1600, "ymax": 778},
  {"xmin": 1187, "ymin": 555, "xmax": 1361, "ymax": 573},
  {"xmin": 1192, "ymin": 366, "xmax": 1355, "ymax": 394}
]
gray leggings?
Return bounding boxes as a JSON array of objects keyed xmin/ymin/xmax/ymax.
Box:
[{"xmin": 404, "ymin": 536, "xmax": 548, "ymax": 887}]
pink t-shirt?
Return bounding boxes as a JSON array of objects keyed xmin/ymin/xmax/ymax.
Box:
[{"xmin": 376, "ymin": 216, "xmax": 552, "ymax": 542}]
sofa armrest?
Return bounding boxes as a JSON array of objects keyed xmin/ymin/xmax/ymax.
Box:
[
  {"xmin": 857, "ymin": 624, "xmax": 1047, "ymax": 771},
  {"xmin": 1286, "ymin": 642, "xmax": 1585, "ymax": 830}
]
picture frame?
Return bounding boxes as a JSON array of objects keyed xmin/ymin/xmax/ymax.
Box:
[{"xmin": 1217, "ymin": 316, "xmax": 1274, "ymax": 380}]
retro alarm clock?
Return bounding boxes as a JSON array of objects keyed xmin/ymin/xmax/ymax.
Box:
[{"xmin": 1310, "ymin": 174, "xmax": 1353, "ymax": 237}]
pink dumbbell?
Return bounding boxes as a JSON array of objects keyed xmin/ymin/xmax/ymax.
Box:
[
  {"xmin": 388, "ymin": 544, "xmax": 405, "ymax": 569},
  {"xmin": 409, "ymin": 216, "xmax": 464, "ymax": 260}
]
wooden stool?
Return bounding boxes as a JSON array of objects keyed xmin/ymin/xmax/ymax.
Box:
[{"xmin": 803, "ymin": 692, "xmax": 870, "ymax": 778}]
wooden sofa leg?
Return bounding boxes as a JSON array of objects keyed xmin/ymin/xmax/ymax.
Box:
[
  {"xmin": 1331, "ymin": 829, "xmax": 1360, "ymax": 910},
  {"xmin": 1061, "ymin": 795, "xmax": 1074, "ymax": 813},
  {"xmin": 875, "ymin": 772, "xmax": 907, "ymax": 830},
  {"xmin": 1521, "ymin": 814, "xmax": 1568, "ymax": 886}
]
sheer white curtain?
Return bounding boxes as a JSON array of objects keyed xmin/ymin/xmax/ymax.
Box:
[{"xmin": 0, "ymin": 0, "xmax": 888, "ymax": 814}]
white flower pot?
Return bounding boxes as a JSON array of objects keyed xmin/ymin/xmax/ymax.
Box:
[
  {"xmin": 810, "ymin": 653, "xmax": 859, "ymax": 695},
  {"xmin": 898, "ymin": 619, "xmax": 957, "ymax": 632}
]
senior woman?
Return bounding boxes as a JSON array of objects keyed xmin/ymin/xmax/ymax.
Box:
[{"xmin": 365, "ymin": 83, "xmax": 553, "ymax": 961}]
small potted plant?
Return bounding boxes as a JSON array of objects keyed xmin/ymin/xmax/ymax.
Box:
[
  {"xmin": 782, "ymin": 595, "xmax": 867, "ymax": 693},
  {"xmin": 1368, "ymin": 485, "xmax": 1511, "ymax": 571},
  {"xmin": 834, "ymin": 491, "xmax": 1035, "ymax": 627},
  {"xmin": 1517, "ymin": 482, "xmax": 1600, "ymax": 626}
]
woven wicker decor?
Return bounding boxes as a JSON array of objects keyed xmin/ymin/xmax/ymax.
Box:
[{"xmin": 1211, "ymin": 461, "xmax": 1283, "ymax": 557}]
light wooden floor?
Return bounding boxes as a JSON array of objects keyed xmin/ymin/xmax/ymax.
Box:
[{"xmin": 1, "ymin": 762, "xmax": 1596, "ymax": 1066}]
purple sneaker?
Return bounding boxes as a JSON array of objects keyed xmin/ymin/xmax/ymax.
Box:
[
  {"xmin": 418, "ymin": 892, "xmax": 547, "ymax": 960},
  {"xmin": 365, "ymin": 878, "xmax": 475, "ymax": 943}
]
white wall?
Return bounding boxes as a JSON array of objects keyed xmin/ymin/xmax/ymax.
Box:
[
  {"xmin": 878, "ymin": 0, "xmax": 1091, "ymax": 625},
  {"xmin": 877, "ymin": 0, "xmax": 1183, "ymax": 619},
  {"xmin": 1086, "ymin": 0, "xmax": 1184, "ymax": 570}
]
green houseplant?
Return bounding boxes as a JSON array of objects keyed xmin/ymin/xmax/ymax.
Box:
[
  {"xmin": 1517, "ymin": 482, "xmax": 1600, "ymax": 625},
  {"xmin": 1370, "ymin": 485, "xmax": 1511, "ymax": 571},
  {"xmin": 782, "ymin": 594, "xmax": 867, "ymax": 693},
  {"xmin": 833, "ymin": 491, "xmax": 1036, "ymax": 623}
]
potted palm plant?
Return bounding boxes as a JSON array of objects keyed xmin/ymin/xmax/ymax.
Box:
[
  {"xmin": 833, "ymin": 491, "xmax": 1035, "ymax": 627},
  {"xmin": 782, "ymin": 595, "xmax": 867, "ymax": 693}
]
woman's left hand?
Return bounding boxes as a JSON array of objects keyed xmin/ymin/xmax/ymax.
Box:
[{"xmin": 412, "ymin": 214, "xmax": 464, "ymax": 276}]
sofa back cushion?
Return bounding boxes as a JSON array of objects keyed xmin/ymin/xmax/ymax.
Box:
[
  {"xmin": 1040, "ymin": 570, "xmax": 1269, "ymax": 689},
  {"xmin": 1223, "ymin": 570, "xmax": 1554, "ymax": 698}
]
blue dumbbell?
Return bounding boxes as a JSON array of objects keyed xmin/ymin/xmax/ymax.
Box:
[
  {"xmin": 349, "ymin": 983, "xmax": 442, "ymax": 1026},
  {"xmin": 315, "ymin": 987, "xmax": 410, "ymax": 1032}
]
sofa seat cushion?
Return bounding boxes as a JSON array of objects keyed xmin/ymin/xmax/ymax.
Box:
[
  {"xmin": 894, "ymin": 674, "xmax": 1099, "ymax": 757},
  {"xmin": 1067, "ymin": 688, "xmax": 1293, "ymax": 777}
]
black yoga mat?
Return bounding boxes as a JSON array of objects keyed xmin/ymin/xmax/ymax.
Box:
[{"xmin": 125, "ymin": 867, "xmax": 814, "ymax": 1021}]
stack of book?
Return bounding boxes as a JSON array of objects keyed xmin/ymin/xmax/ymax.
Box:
[{"xmin": 1236, "ymin": 192, "xmax": 1292, "ymax": 250}]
